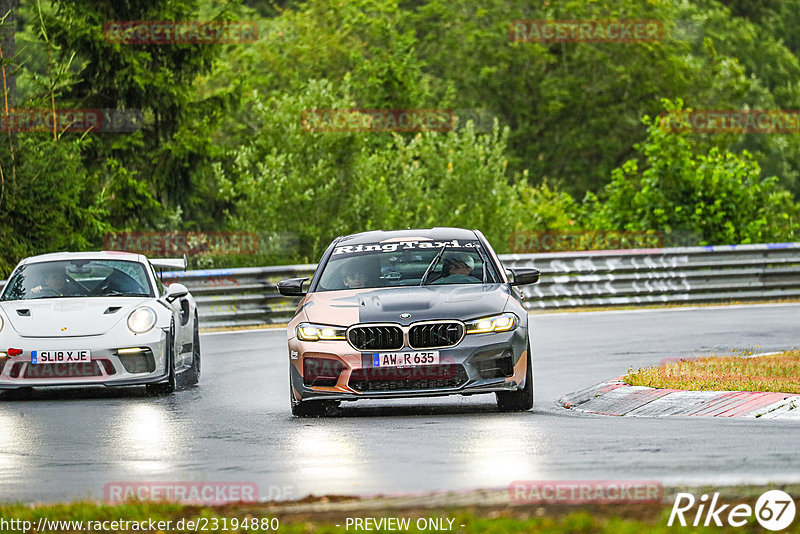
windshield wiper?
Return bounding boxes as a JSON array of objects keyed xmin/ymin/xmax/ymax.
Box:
[
  {"xmin": 103, "ymin": 291, "xmax": 150, "ymax": 297},
  {"xmin": 27, "ymin": 294, "xmax": 86, "ymax": 300},
  {"xmin": 420, "ymin": 243, "xmax": 448, "ymax": 286},
  {"xmin": 474, "ymin": 245, "xmax": 489, "ymax": 283}
]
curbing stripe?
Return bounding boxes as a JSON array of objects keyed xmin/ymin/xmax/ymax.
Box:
[
  {"xmin": 625, "ymin": 391, "xmax": 715, "ymax": 417},
  {"xmin": 688, "ymin": 392, "xmax": 755, "ymax": 417},
  {"xmin": 719, "ymin": 392, "xmax": 791, "ymax": 417},
  {"xmin": 560, "ymin": 380, "xmax": 800, "ymax": 420},
  {"xmin": 749, "ymin": 396, "xmax": 800, "ymax": 419}
]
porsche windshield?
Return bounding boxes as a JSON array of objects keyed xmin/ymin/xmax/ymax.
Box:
[
  {"xmin": 316, "ymin": 240, "xmax": 499, "ymax": 291},
  {"xmin": 0, "ymin": 260, "xmax": 153, "ymax": 300}
]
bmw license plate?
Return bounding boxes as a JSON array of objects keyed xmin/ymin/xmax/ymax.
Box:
[
  {"xmin": 31, "ymin": 350, "xmax": 91, "ymax": 364},
  {"xmin": 372, "ymin": 351, "xmax": 439, "ymax": 368}
]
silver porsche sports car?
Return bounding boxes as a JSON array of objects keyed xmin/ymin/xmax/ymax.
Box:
[
  {"xmin": 278, "ymin": 228, "xmax": 540, "ymax": 416},
  {"xmin": 0, "ymin": 251, "xmax": 200, "ymax": 396}
]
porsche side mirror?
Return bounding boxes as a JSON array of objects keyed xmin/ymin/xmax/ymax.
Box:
[
  {"xmin": 164, "ymin": 282, "xmax": 189, "ymax": 302},
  {"xmin": 508, "ymin": 268, "xmax": 540, "ymax": 286},
  {"xmin": 278, "ymin": 277, "xmax": 308, "ymax": 297}
]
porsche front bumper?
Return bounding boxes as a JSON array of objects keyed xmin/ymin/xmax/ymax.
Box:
[{"xmin": 0, "ymin": 327, "xmax": 170, "ymax": 389}]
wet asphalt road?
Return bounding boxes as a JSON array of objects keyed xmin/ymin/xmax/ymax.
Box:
[{"xmin": 1, "ymin": 303, "xmax": 799, "ymax": 503}]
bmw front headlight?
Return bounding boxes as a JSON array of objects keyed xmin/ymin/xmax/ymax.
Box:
[
  {"xmin": 465, "ymin": 312, "xmax": 518, "ymax": 334},
  {"xmin": 297, "ymin": 323, "xmax": 347, "ymax": 341},
  {"xmin": 127, "ymin": 306, "xmax": 157, "ymax": 334}
]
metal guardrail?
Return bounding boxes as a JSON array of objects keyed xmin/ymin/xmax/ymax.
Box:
[
  {"xmin": 161, "ymin": 264, "xmax": 316, "ymax": 327},
  {"xmin": 502, "ymin": 242, "xmax": 800, "ymax": 309},
  {"xmin": 2, "ymin": 243, "xmax": 798, "ymax": 327},
  {"xmin": 158, "ymin": 242, "xmax": 800, "ymax": 327}
]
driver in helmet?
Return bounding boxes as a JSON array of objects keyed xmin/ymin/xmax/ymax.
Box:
[
  {"xmin": 433, "ymin": 252, "xmax": 480, "ymax": 284},
  {"xmin": 29, "ymin": 264, "xmax": 82, "ymax": 297},
  {"xmin": 341, "ymin": 263, "xmax": 369, "ymax": 289}
]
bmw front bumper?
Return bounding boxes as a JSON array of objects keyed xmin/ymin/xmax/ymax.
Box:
[{"xmin": 289, "ymin": 326, "xmax": 530, "ymax": 402}]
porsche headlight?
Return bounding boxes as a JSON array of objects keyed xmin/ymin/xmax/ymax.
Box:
[
  {"xmin": 297, "ymin": 323, "xmax": 347, "ymax": 341},
  {"xmin": 127, "ymin": 306, "xmax": 157, "ymax": 334},
  {"xmin": 465, "ymin": 312, "xmax": 518, "ymax": 334}
]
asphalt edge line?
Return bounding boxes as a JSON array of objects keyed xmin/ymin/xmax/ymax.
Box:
[
  {"xmin": 197, "ymin": 301, "xmax": 800, "ymax": 335},
  {"xmin": 531, "ymin": 301, "xmax": 800, "ymax": 318}
]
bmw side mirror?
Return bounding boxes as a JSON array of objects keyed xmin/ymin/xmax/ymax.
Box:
[
  {"xmin": 508, "ymin": 268, "xmax": 540, "ymax": 286},
  {"xmin": 164, "ymin": 282, "xmax": 189, "ymax": 302},
  {"xmin": 277, "ymin": 277, "xmax": 308, "ymax": 297}
]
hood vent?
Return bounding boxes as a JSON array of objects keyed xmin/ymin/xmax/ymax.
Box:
[
  {"xmin": 104, "ymin": 306, "xmax": 122, "ymax": 315},
  {"xmin": 16, "ymin": 309, "xmax": 31, "ymax": 317}
]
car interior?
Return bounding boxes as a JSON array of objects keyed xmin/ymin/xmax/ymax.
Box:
[{"xmin": 318, "ymin": 250, "xmax": 490, "ymax": 290}]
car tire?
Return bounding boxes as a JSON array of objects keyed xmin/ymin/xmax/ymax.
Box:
[
  {"xmin": 289, "ymin": 369, "xmax": 337, "ymax": 417},
  {"xmin": 147, "ymin": 319, "xmax": 176, "ymax": 396},
  {"xmin": 496, "ymin": 340, "xmax": 534, "ymax": 412},
  {"xmin": 291, "ymin": 399, "xmax": 330, "ymax": 417},
  {"xmin": 3, "ymin": 387, "xmax": 34, "ymax": 401},
  {"xmin": 178, "ymin": 314, "xmax": 201, "ymax": 388}
]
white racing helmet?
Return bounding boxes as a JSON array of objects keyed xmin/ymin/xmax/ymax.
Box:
[{"xmin": 444, "ymin": 251, "xmax": 475, "ymax": 269}]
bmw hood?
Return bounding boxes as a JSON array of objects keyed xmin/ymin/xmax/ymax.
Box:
[
  {"xmin": 0, "ymin": 297, "xmax": 154, "ymax": 337},
  {"xmin": 302, "ymin": 284, "xmax": 513, "ymax": 326}
]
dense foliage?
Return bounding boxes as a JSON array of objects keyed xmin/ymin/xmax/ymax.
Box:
[
  {"xmin": 588, "ymin": 100, "xmax": 800, "ymax": 245},
  {"xmin": 2, "ymin": 0, "xmax": 800, "ymax": 274}
]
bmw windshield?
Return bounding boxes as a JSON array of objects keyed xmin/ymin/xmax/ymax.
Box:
[{"xmin": 316, "ymin": 239, "xmax": 500, "ymax": 291}]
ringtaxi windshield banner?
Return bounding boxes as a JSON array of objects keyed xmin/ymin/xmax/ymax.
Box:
[{"xmin": 332, "ymin": 239, "xmax": 481, "ymax": 256}]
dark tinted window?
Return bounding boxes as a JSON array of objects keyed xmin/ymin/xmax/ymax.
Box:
[
  {"xmin": 1, "ymin": 260, "xmax": 153, "ymax": 301},
  {"xmin": 316, "ymin": 240, "xmax": 497, "ymax": 291}
]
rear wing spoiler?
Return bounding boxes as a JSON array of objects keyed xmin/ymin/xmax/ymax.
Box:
[{"xmin": 150, "ymin": 255, "xmax": 187, "ymax": 271}]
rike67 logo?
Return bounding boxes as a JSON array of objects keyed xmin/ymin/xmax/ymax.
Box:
[{"xmin": 669, "ymin": 490, "xmax": 796, "ymax": 531}]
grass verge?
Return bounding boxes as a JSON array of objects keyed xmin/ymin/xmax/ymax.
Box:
[
  {"xmin": 6, "ymin": 486, "xmax": 800, "ymax": 534},
  {"xmin": 625, "ymin": 350, "xmax": 800, "ymax": 394},
  {"xmin": 1, "ymin": 498, "xmax": 799, "ymax": 533}
]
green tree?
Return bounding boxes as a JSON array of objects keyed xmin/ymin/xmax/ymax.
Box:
[
  {"xmin": 221, "ymin": 0, "xmax": 434, "ymax": 111},
  {"xmin": 217, "ymin": 78, "xmax": 524, "ymax": 263},
  {"xmin": 678, "ymin": 0, "xmax": 800, "ymax": 195},
  {"xmin": 408, "ymin": 0, "xmax": 796, "ymax": 197},
  {"xmin": 0, "ymin": 136, "xmax": 111, "ymax": 277},
  {"xmin": 589, "ymin": 100, "xmax": 800, "ymax": 245},
  {"xmin": 40, "ymin": 0, "xmax": 240, "ymax": 229}
]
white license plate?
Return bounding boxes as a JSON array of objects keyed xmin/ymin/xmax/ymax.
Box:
[
  {"xmin": 31, "ymin": 350, "xmax": 91, "ymax": 364},
  {"xmin": 372, "ymin": 351, "xmax": 439, "ymax": 368}
]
